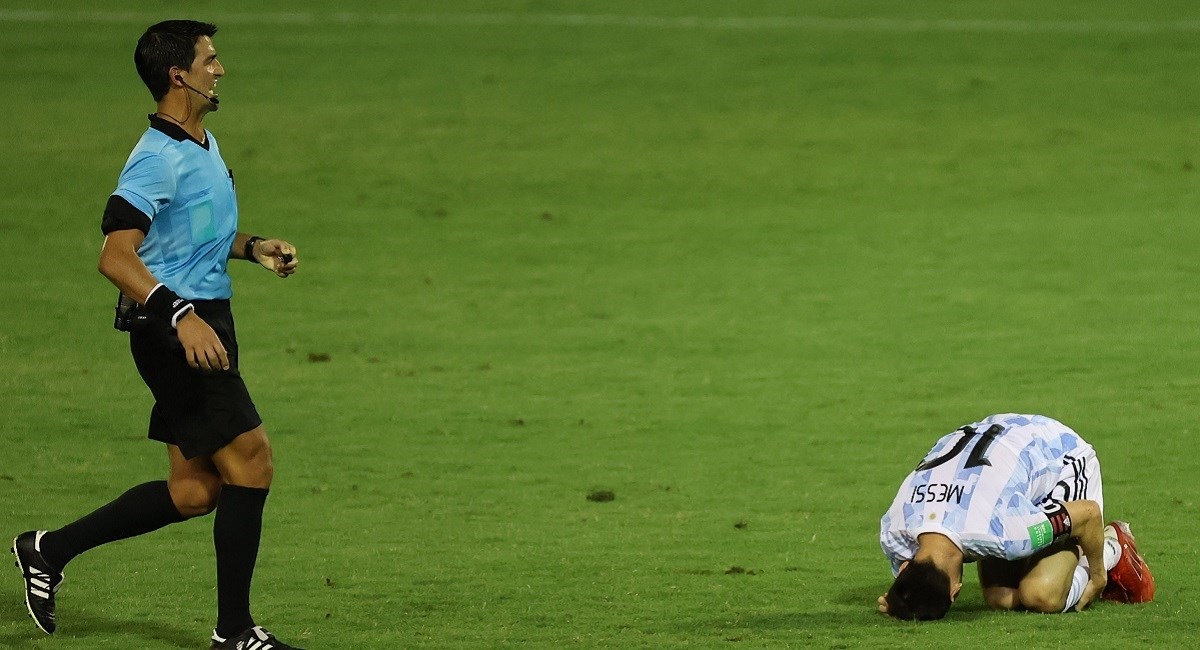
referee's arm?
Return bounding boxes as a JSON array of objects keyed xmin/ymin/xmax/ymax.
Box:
[
  {"xmin": 99, "ymin": 229, "xmax": 229, "ymax": 372},
  {"xmin": 98, "ymin": 229, "xmax": 160, "ymax": 305}
]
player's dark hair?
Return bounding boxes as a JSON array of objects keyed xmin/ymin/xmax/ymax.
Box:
[
  {"xmin": 134, "ymin": 20, "xmax": 218, "ymax": 101},
  {"xmin": 884, "ymin": 560, "xmax": 953, "ymax": 621}
]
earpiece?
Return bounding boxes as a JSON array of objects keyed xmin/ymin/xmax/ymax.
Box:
[{"xmin": 174, "ymin": 73, "xmax": 219, "ymax": 106}]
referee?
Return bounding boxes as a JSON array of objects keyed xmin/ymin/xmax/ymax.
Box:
[{"xmin": 12, "ymin": 20, "xmax": 304, "ymax": 650}]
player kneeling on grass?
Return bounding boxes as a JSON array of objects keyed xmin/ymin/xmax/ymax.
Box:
[{"xmin": 877, "ymin": 414, "xmax": 1155, "ymax": 620}]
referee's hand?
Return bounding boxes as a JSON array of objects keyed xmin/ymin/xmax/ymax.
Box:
[
  {"xmin": 255, "ymin": 239, "xmax": 299, "ymax": 278},
  {"xmin": 176, "ymin": 311, "xmax": 230, "ymax": 372}
]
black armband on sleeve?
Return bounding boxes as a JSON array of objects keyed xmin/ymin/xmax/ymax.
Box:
[
  {"xmin": 145, "ymin": 283, "xmax": 195, "ymax": 329},
  {"xmin": 101, "ymin": 195, "xmax": 152, "ymax": 235},
  {"xmin": 1041, "ymin": 500, "xmax": 1073, "ymax": 539}
]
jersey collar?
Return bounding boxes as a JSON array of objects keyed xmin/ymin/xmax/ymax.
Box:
[
  {"xmin": 913, "ymin": 524, "xmax": 967, "ymax": 557},
  {"xmin": 147, "ymin": 114, "xmax": 210, "ymax": 150}
]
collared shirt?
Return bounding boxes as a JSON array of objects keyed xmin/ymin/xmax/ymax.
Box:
[{"xmin": 102, "ymin": 115, "xmax": 238, "ymax": 300}]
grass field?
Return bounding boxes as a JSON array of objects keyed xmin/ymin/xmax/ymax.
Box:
[{"xmin": 2, "ymin": 1, "xmax": 1199, "ymax": 647}]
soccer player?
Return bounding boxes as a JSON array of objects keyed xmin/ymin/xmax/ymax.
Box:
[
  {"xmin": 878, "ymin": 413, "xmax": 1155, "ymax": 620},
  {"xmin": 11, "ymin": 20, "xmax": 304, "ymax": 649}
]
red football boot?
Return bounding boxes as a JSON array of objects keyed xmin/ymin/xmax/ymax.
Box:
[{"xmin": 1101, "ymin": 521, "xmax": 1155, "ymax": 604}]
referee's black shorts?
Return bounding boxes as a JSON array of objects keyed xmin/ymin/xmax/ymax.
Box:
[{"xmin": 129, "ymin": 299, "xmax": 262, "ymax": 459}]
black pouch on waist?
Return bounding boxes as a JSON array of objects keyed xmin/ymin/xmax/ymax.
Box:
[{"xmin": 114, "ymin": 292, "xmax": 151, "ymax": 332}]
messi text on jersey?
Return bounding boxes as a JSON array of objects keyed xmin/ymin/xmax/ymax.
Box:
[{"xmin": 910, "ymin": 483, "xmax": 965, "ymax": 504}]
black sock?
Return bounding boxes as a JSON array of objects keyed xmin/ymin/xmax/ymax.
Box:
[
  {"xmin": 39, "ymin": 480, "xmax": 185, "ymax": 571},
  {"xmin": 213, "ymin": 485, "xmax": 269, "ymax": 638}
]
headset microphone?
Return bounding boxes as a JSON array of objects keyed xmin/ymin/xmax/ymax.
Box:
[{"xmin": 175, "ymin": 74, "xmax": 220, "ymax": 105}]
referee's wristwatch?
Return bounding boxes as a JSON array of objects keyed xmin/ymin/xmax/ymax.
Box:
[{"xmin": 244, "ymin": 236, "xmax": 264, "ymax": 262}]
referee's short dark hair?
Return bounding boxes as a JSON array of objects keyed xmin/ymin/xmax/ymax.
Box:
[
  {"xmin": 134, "ymin": 20, "xmax": 218, "ymax": 101},
  {"xmin": 884, "ymin": 560, "xmax": 953, "ymax": 621}
]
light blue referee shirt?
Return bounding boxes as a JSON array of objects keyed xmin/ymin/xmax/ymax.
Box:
[{"xmin": 110, "ymin": 116, "xmax": 238, "ymax": 300}]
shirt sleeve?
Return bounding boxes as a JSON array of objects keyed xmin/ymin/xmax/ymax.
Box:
[
  {"xmin": 100, "ymin": 195, "xmax": 152, "ymax": 235},
  {"xmin": 880, "ymin": 520, "xmax": 917, "ymax": 577},
  {"xmin": 110, "ymin": 152, "xmax": 176, "ymax": 226},
  {"xmin": 998, "ymin": 506, "xmax": 1062, "ymax": 560}
]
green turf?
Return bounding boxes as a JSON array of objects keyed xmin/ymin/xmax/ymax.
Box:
[{"xmin": 2, "ymin": 1, "xmax": 1198, "ymax": 647}]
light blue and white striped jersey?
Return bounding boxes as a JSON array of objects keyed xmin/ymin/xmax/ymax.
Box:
[
  {"xmin": 879, "ymin": 414, "xmax": 1101, "ymax": 575},
  {"xmin": 111, "ymin": 116, "xmax": 238, "ymax": 300}
]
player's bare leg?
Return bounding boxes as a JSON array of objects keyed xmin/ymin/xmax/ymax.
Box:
[
  {"xmin": 977, "ymin": 539, "xmax": 1080, "ymax": 613},
  {"xmin": 1016, "ymin": 542, "xmax": 1082, "ymax": 613},
  {"xmin": 978, "ymin": 558, "xmax": 1023, "ymax": 610}
]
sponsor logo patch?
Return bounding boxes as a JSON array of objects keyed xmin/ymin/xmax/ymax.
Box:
[{"xmin": 1028, "ymin": 520, "xmax": 1053, "ymax": 549}]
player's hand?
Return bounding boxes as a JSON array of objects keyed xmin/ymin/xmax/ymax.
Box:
[
  {"xmin": 877, "ymin": 594, "xmax": 889, "ymax": 615},
  {"xmin": 176, "ymin": 311, "xmax": 229, "ymax": 371},
  {"xmin": 1075, "ymin": 572, "xmax": 1108, "ymax": 612},
  {"xmin": 254, "ymin": 239, "xmax": 298, "ymax": 278}
]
